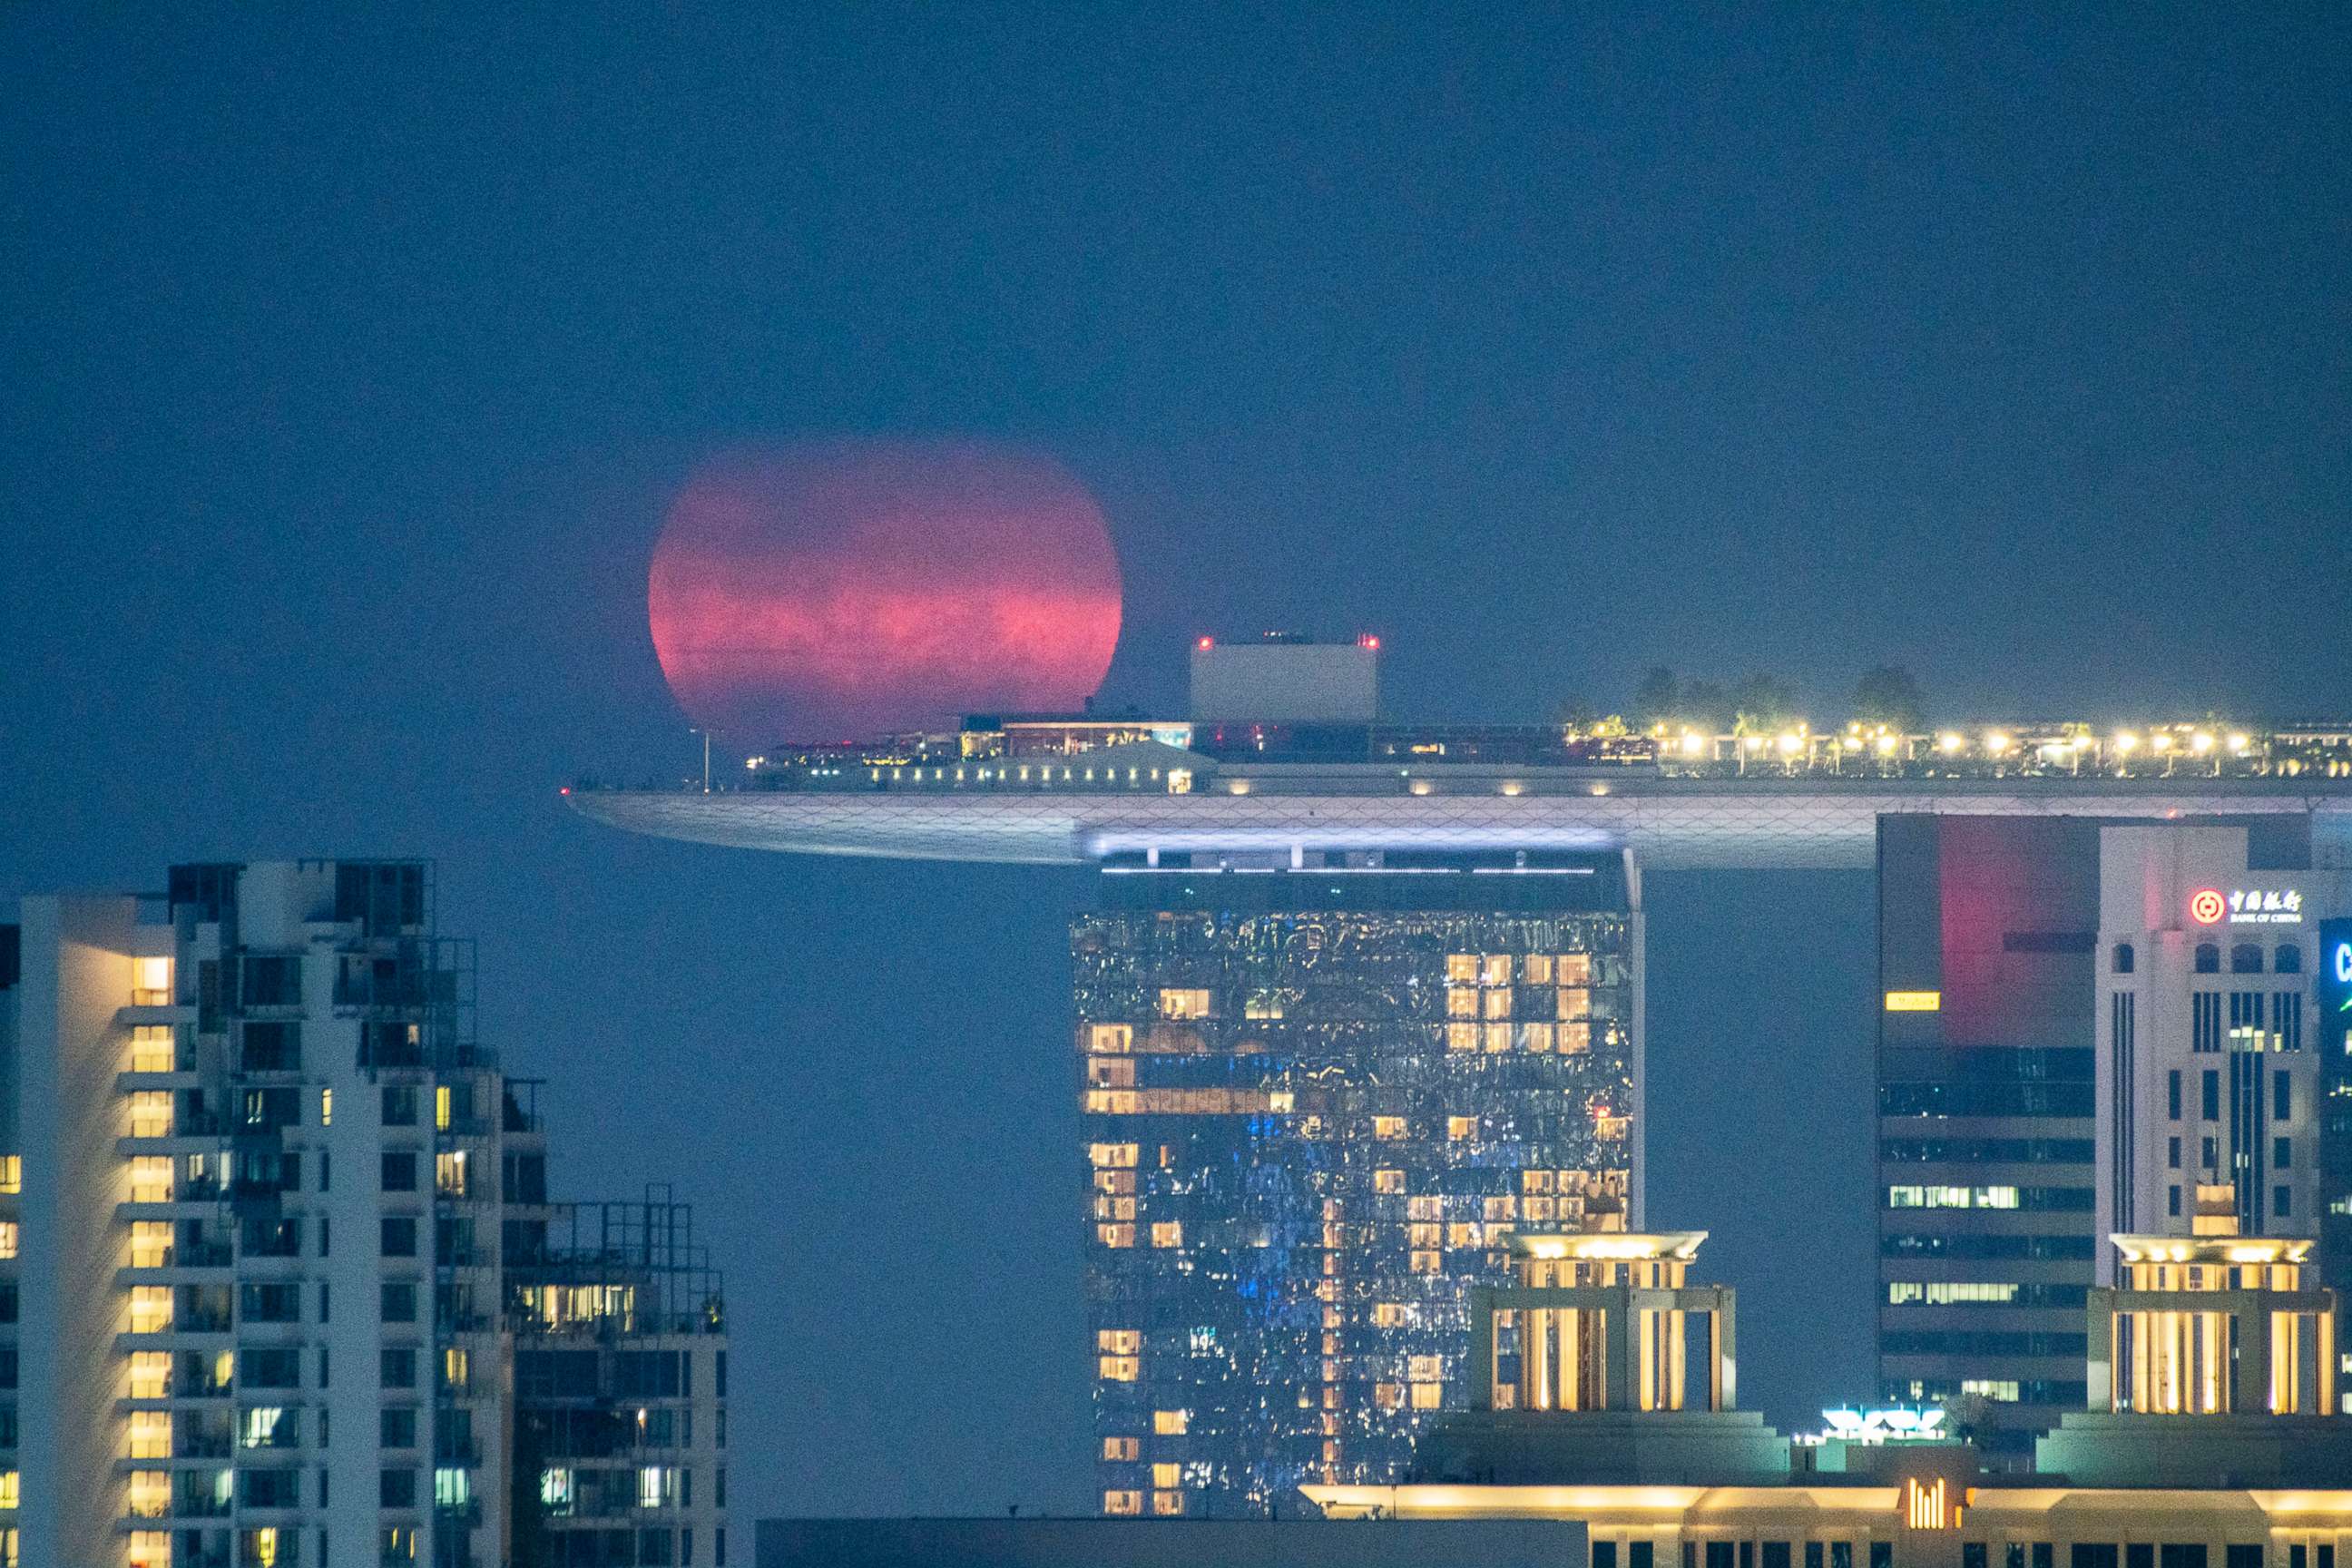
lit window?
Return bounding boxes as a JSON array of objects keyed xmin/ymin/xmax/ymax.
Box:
[
  {"xmin": 130, "ymin": 1025, "xmax": 174, "ymax": 1073},
  {"xmin": 1098, "ymin": 1357, "xmax": 1140, "ymax": 1382},
  {"xmin": 1153, "ymin": 1409, "xmax": 1189, "ymax": 1435},
  {"xmin": 1523, "ymin": 955, "xmax": 1553, "ymax": 984},
  {"xmin": 1373, "ymin": 1169, "xmax": 1405, "ymax": 1194},
  {"xmin": 1102, "ymin": 1436, "xmax": 1139, "ymax": 1461},
  {"xmin": 443, "ymin": 1348, "xmax": 469, "ymax": 1390},
  {"xmin": 1411, "ymin": 1382, "xmax": 1443, "ymax": 1409},
  {"xmin": 126, "ymin": 1469, "xmax": 170, "ymax": 1519},
  {"xmin": 1406, "ymin": 1196, "xmax": 1441, "ymax": 1221},
  {"xmin": 1408, "ymin": 1354, "xmax": 1444, "ymax": 1380},
  {"xmin": 128, "ymin": 1220, "xmax": 172, "ymax": 1268},
  {"xmin": 1102, "ymin": 1490, "xmax": 1142, "ymax": 1516},
  {"xmin": 1446, "ymin": 955, "xmax": 1477, "ymax": 982},
  {"xmin": 1446, "ymin": 987, "xmax": 1479, "ymax": 1019},
  {"xmin": 435, "ymin": 1152, "xmax": 467, "ymax": 1197},
  {"xmin": 434, "ymin": 1085, "xmax": 452, "ymax": 1132},
  {"xmin": 1410, "ymin": 1250, "xmax": 1440, "ymax": 1275},
  {"xmin": 1087, "ymin": 1024, "xmax": 1132, "ymax": 1054},
  {"xmin": 1151, "ymin": 1222, "xmax": 1183, "ymax": 1249},
  {"xmin": 319, "ymin": 1088, "xmax": 332, "ymax": 1126},
  {"xmin": 1152, "ymin": 1463, "xmax": 1181, "ymax": 1489},
  {"xmin": 1098, "ymin": 1329, "xmax": 1141, "ymax": 1354},
  {"xmin": 1483, "ymin": 1023, "xmax": 1512, "ymax": 1052},
  {"xmin": 1373, "ymin": 1116, "xmax": 1406, "ymax": 1140},
  {"xmin": 1096, "ymin": 1224, "xmax": 1135, "ymax": 1249},
  {"xmin": 128, "ymin": 1351, "xmax": 171, "ymax": 1399},
  {"xmin": 132, "ymin": 956, "xmax": 172, "ymax": 1004},
  {"xmin": 1558, "ymin": 1022, "xmax": 1591, "ymax": 1055},
  {"xmin": 1960, "ymin": 1379, "xmax": 2020, "ymax": 1402},
  {"xmin": 1266, "ymin": 1090, "xmax": 1294, "ymax": 1113},
  {"xmin": 1089, "ymin": 1143, "xmax": 1139, "ymax": 1170},
  {"xmin": 0, "ymin": 1221, "xmax": 16, "ymax": 1260},
  {"xmin": 1523, "ymin": 1197, "xmax": 1555, "ymax": 1220},
  {"xmin": 1481, "ymin": 955, "xmax": 1512, "ymax": 985},
  {"xmin": 127, "ymin": 1285, "xmax": 172, "ymax": 1333},
  {"xmin": 1446, "ymin": 1022, "xmax": 1477, "ymax": 1051},
  {"xmin": 540, "ymin": 1468, "xmax": 574, "ymax": 1512},
  {"xmin": 1157, "ymin": 989, "xmax": 1212, "ymax": 1020},
  {"xmin": 1556, "ymin": 988, "xmax": 1591, "ymax": 1021},
  {"xmin": 1373, "ymin": 1382, "xmax": 1405, "ymax": 1412},
  {"xmin": 128, "ymin": 1092, "xmax": 172, "ymax": 1139},
  {"xmin": 129, "ymin": 1533, "xmax": 172, "ymax": 1568},
  {"xmin": 1446, "ymin": 1222, "xmax": 1483, "ymax": 1248},
  {"xmin": 1556, "ymin": 954, "xmax": 1592, "ymax": 985},
  {"xmin": 126, "ymin": 1411, "xmax": 172, "ymax": 1459},
  {"xmin": 1447, "ymin": 1116, "xmax": 1476, "ymax": 1141},
  {"xmin": 1371, "ymin": 1303, "xmax": 1411, "ymax": 1328},
  {"xmin": 636, "ymin": 1466, "xmax": 676, "ymax": 1509},
  {"xmin": 127, "ymin": 1161, "xmax": 172, "ymax": 1212},
  {"xmin": 1482, "ymin": 988, "xmax": 1511, "ymax": 1020}
]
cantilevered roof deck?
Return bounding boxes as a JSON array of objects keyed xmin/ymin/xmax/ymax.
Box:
[{"xmin": 567, "ymin": 771, "xmax": 2352, "ymax": 870}]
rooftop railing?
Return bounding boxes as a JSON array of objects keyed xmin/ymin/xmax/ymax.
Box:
[{"xmin": 579, "ymin": 717, "xmax": 2352, "ymax": 794}]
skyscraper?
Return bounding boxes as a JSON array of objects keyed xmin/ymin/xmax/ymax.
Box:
[
  {"xmin": 1875, "ymin": 816, "xmax": 2104, "ymax": 1461},
  {"xmin": 1073, "ymin": 849, "xmax": 1641, "ymax": 1515},
  {"xmin": 2092, "ymin": 824, "xmax": 2347, "ymax": 1257},
  {"xmin": 0, "ymin": 859, "xmax": 727, "ymax": 1568}
]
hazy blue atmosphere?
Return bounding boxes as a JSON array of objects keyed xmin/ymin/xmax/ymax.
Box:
[{"xmin": 5, "ymin": 5, "xmax": 2347, "ymax": 1517}]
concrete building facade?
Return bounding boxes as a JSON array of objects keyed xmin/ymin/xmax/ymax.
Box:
[{"xmin": 0, "ymin": 860, "xmax": 727, "ymax": 1568}]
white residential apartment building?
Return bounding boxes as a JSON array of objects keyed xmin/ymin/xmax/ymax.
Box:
[{"xmin": 0, "ymin": 859, "xmax": 728, "ymax": 1568}]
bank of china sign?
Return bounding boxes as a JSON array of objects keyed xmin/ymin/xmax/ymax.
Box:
[{"xmin": 2190, "ymin": 887, "xmax": 2303, "ymax": 926}]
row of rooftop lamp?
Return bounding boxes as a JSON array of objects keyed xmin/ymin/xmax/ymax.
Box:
[{"xmin": 710, "ymin": 716, "xmax": 2352, "ymax": 791}]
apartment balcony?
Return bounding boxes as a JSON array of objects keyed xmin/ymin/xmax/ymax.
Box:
[{"xmin": 120, "ymin": 1242, "xmax": 235, "ymax": 1276}]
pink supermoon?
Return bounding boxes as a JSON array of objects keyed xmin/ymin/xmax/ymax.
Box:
[{"xmin": 648, "ymin": 443, "xmax": 1123, "ymax": 742}]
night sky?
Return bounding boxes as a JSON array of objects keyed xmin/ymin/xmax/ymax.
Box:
[{"xmin": 6, "ymin": 5, "xmax": 2350, "ymax": 1519}]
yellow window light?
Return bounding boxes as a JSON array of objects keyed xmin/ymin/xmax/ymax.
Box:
[{"xmin": 1884, "ymin": 991, "xmax": 1942, "ymax": 1013}]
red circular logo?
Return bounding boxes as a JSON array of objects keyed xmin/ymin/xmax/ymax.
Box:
[{"xmin": 2189, "ymin": 888, "xmax": 2226, "ymax": 925}]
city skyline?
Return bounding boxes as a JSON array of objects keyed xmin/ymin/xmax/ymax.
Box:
[{"xmin": 8, "ymin": 2, "xmax": 2352, "ymax": 1530}]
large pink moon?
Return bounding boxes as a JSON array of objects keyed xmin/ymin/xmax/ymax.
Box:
[{"xmin": 648, "ymin": 443, "xmax": 1124, "ymax": 744}]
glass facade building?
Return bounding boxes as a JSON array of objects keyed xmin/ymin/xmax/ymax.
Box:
[
  {"xmin": 1876, "ymin": 817, "xmax": 2102, "ymax": 1461},
  {"xmin": 1073, "ymin": 850, "xmax": 1641, "ymax": 1516}
]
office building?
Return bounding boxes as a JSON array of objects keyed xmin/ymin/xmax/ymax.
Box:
[
  {"xmin": 0, "ymin": 859, "xmax": 726, "ymax": 1568},
  {"xmin": 2322, "ymin": 918, "xmax": 2352, "ymax": 1293},
  {"xmin": 2093, "ymin": 826, "xmax": 2349, "ymax": 1257},
  {"xmin": 1875, "ymin": 816, "xmax": 2107, "ymax": 1460},
  {"xmin": 1074, "ymin": 848, "xmax": 1641, "ymax": 1514}
]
